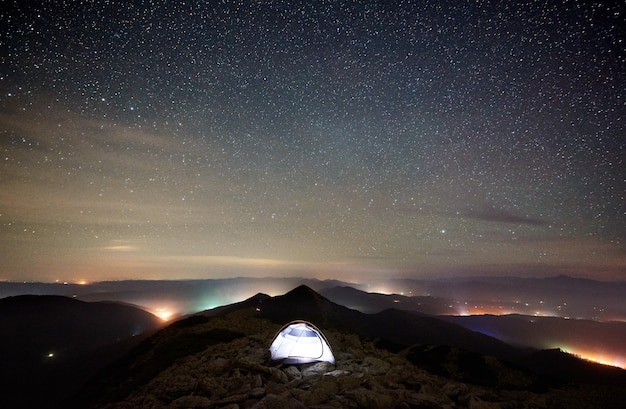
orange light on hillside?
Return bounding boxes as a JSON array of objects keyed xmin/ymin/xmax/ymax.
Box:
[
  {"xmin": 561, "ymin": 347, "xmax": 626, "ymax": 369},
  {"xmin": 154, "ymin": 308, "xmax": 173, "ymax": 321}
]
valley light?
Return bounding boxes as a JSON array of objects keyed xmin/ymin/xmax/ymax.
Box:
[
  {"xmin": 561, "ymin": 347, "xmax": 626, "ymax": 370},
  {"xmin": 154, "ymin": 308, "xmax": 173, "ymax": 321}
]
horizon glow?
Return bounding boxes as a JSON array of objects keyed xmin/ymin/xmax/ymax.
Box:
[{"xmin": 560, "ymin": 347, "xmax": 626, "ymax": 371}]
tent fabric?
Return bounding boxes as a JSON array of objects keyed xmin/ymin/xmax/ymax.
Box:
[{"xmin": 269, "ymin": 320, "xmax": 336, "ymax": 364}]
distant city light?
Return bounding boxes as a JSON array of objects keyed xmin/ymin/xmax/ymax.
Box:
[
  {"xmin": 561, "ymin": 347, "xmax": 626, "ymax": 370},
  {"xmin": 154, "ymin": 308, "xmax": 173, "ymax": 321}
]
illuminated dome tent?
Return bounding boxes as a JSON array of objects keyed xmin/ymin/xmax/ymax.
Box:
[{"xmin": 269, "ymin": 320, "xmax": 336, "ymax": 364}]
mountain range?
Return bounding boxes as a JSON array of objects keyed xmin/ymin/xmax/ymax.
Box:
[
  {"xmin": 319, "ymin": 285, "xmax": 626, "ymax": 369},
  {"xmin": 68, "ymin": 285, "xmax": 626, "ymax": 409},
  {"xmin": 2, "ymin": 284, "xmax": 626, "ymax": 408},
  {"xmin": 3, "ymin": 275, "xmax": 625, "ymax": 320}
]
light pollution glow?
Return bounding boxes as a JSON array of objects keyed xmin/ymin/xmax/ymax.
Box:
[
  {"xmin": 1, "ymin": 95, "xmax": 624, "ymax": 283},
  {"xmin": 561, "ymin": 347, "xmax": 626, "ymax": 370}
]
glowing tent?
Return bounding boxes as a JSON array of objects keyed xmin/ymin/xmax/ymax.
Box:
[{"xmin": 269, "ymin": 320, "xmax": 336, "ymax": 364}]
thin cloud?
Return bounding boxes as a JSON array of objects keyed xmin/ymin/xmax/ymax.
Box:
[{"xmin": 462, "ymin": 207, "xmax": 547, "ymax": 226}]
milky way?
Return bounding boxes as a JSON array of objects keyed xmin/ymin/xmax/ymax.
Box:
[{"xmin": 0, "ymin": 1, "xmax": 624, "ymax": 281}]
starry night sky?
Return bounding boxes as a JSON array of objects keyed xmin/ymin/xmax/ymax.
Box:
[{"xmin": 1, "ymin": 1, "xmax": 624, "ymax": 282}]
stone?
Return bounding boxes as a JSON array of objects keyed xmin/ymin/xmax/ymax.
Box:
[
  {"xmin": 235, "ymin": 360, "xmax": 271, "ymax": 375},
  {"xmin": 323, "ymin": 369, "xmax": 350, "ymax": 377},
  {"xmin": 402, "ymin": 395, "xmax": 448, "ymax": 409},
  {"xmin": 227, "ymin": 377, "xmax": 246, "ymax": 393},
  {"xmin": 250, "ymin": 387, "xmax": 266, "ymax": 399},
  {"xmin": 283, "ymin": 365, "xmax": 302, "ymax": 381},
  {"xmin": 304, "ymin": 376, "xmax": 339, "ymax": 406},
  {"xmin": 207, "ymin": 357, "xmax": 231, "ymax": 375},
  {"xmin": 251, "ymin": 374, "xmax": 263, "ymax": 388},
  {"xmin": 344, "ymin": 387, "xmax": 394, "ymax": 409},
  {"xmin": 363, "ymin": 356, "xmax": 391, "ymax": 376},
  {"xmin": 337, "ymin": 372, "xmax": 363, "ymax": 392},
  {"xmin": 218, "ymin": 392, "xmax": 249, "ymax": 405},
  {"xmin": 288, "ymin": 388, "xmax": 309, "ymax": 403},
  {"xmin": 252, "ymin": 391, "xmax": 307, "ymax": 409},
  {"xmin": 467, "ymin": 394, "xmax": 503, "ymax": 409},
  {"xmin": 171, "ymin": 395, "xmax": 212, "ymax": 408},
  {"xmin": 265, "ymin": 380, "xmax": 288, "ymax": 395},
  {"xmin": 442, "ymin": 381, "xmax": 470, "ymax": 402},
  {"xmin": 300, "ymin": 362, "xmax": 334, "ymax": 378},
  {"xmin": 269, "ymin": 367, "xmax": 289, "ymax": 383}
]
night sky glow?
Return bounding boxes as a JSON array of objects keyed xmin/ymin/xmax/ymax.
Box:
[{"xmin": 1, "ymin": 1, "xmax": 624, "ymax": 282}]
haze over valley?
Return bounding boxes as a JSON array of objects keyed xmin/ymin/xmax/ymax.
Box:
[
  {"xmin": 3, "ymin": 279, "xmax": 626, "ymax": 409},
  {"xmin": 3, "ymin": 275, "xmax": 625, "ymax": 371}
]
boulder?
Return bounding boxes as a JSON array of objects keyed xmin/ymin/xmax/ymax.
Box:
[
  {"xmin": 283, "ymin": 365, "xmax": 302, "ymax": 381},
  {"xmin": 344, "ymin": 387, "xmax": 394, "ymax": 409},
  {"xmin": 171, "ymin": 395, "xmax": 212, "ymax": 408}
]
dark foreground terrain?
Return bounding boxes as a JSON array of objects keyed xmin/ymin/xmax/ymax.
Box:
[
  {"xmin": 0, "ymin": 295, "xmax": 163, "ymax": 409},
  {"xmin": 69, "ymin": 286, "xmax": 626, "ymax": 409}
]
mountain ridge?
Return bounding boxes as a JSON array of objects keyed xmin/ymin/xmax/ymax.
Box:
[
  {"xmin": 0, "ymin": 294, "xmax": 164, "ymax": 409},
  {"xmin": 72, "ymin": 285, "xmax": 626, "ymax": 409}
]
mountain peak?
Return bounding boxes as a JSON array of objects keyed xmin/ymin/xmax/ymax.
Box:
[
  {"xmin": 258, "ymin": 285, "xmax": 348, "ymax": 326},
  {"xmin": 274, "ymin": 285, "xmax": 337, "ymax": 310},
  {"xmin": 284, "ymin": 284, "xmax": 324, "ymax": 298}
]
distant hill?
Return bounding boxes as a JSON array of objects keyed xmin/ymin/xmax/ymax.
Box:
[
  {"xmin": 388, "ymin": 275, "xmax": 626, "ymax": 320},
  {"xmin": 0, "ymin": 295, "xmax": 163, "ymax": 409},
  {"xmin": 319, "ymin": 285, "xmax": 449, "ymax": 314},
  {"xmin": 0, "ymin": 277, "xmax": 356, "ymax": 315},
  {"xmin": 73, "ymin": 285, "xmax": 626, "ymax": 409},
  {"xmin": 321, "ymin": 284, "xmax": 626, "ymax": 374},
  {"xmin": 2, "ymin": 275, "xmax": 624, "ymax": 320},
  {"xmin": 442, "ymin": 314, "xmax": 626, "ymax": 370}
]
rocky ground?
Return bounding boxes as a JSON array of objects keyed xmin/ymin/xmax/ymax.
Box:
[{"xmin": 79, "ymin": 307, "xmax": 623, "ymax": 409}]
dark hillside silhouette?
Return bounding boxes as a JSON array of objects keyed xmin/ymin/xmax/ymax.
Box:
[
  {"xmin": 0, "ymin": 295, "xmax": 163, "ymax": 409},
  {"xmin": 73, "ymin": 285, "xmax": 626, "ymax": 409}
]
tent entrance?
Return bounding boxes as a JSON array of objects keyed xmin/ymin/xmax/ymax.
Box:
[{"xmin": 269, "ymin": 320, "xmax": 335, "ymax": 364}]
